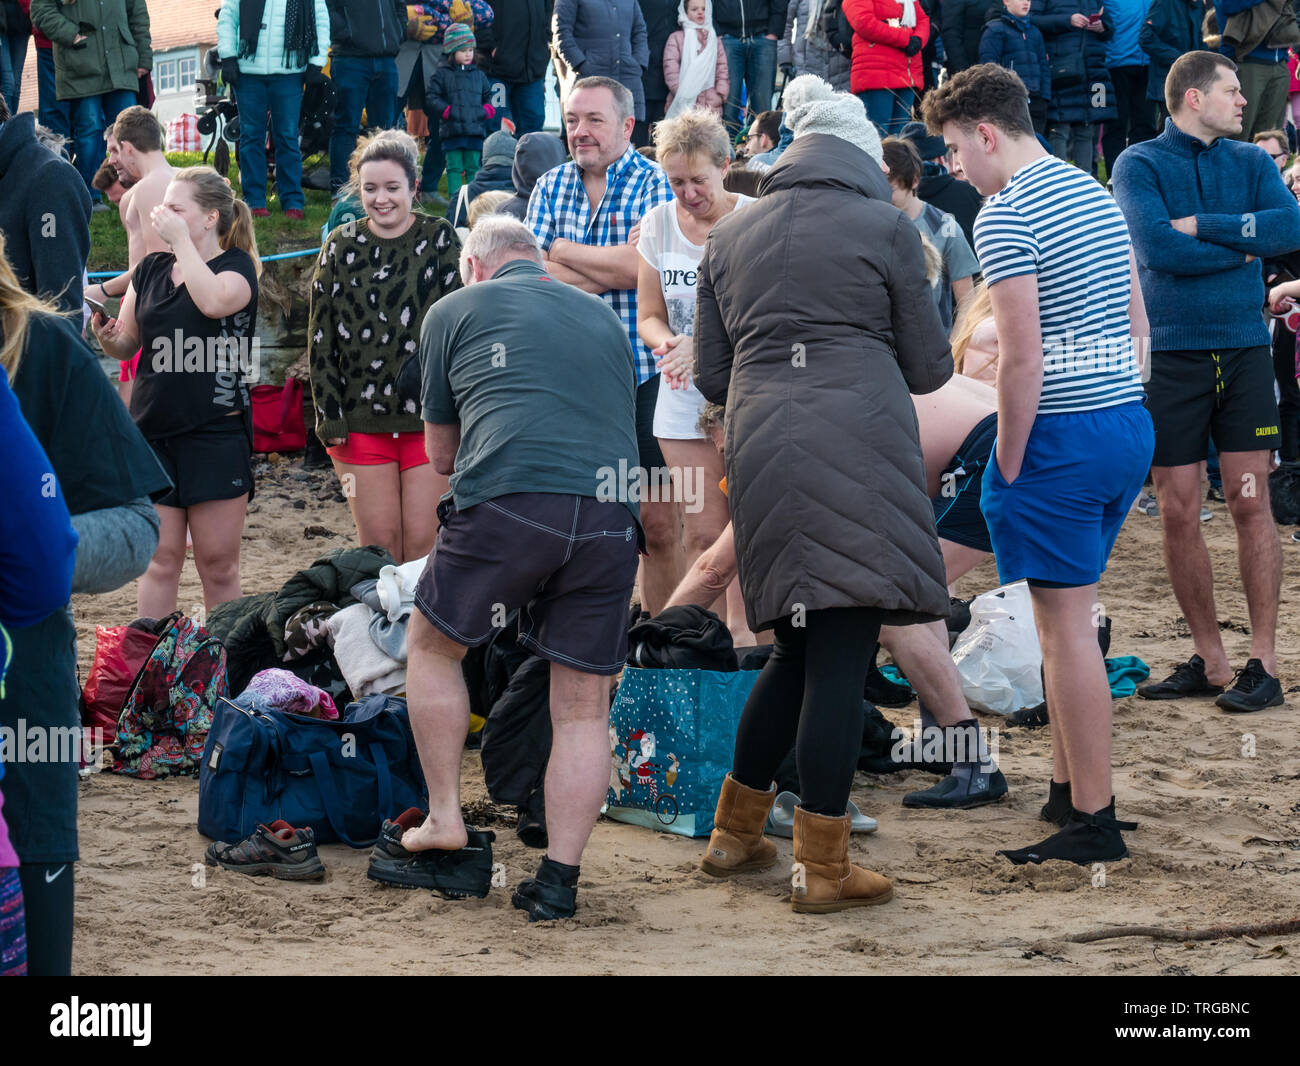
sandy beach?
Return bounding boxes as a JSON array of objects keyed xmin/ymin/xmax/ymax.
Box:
[{"xmin": 68, "ymin": 458, "xmax": 1300, "ymax": 975}]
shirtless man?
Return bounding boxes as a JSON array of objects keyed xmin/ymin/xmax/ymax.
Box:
[
  {"xmin": 667, "ymin": 375, "xmax": 1007, "ymax": 809},
  {"xmin": 84, "ymin": 107, "xmax": 175, "ymax": 405}
]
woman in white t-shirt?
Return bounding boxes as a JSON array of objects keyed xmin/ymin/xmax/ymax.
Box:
[{"xmin": 636, "ymin": 108, "xmax": 753, "ymax": 641}]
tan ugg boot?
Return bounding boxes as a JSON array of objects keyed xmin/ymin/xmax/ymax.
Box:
[
  {"xmin": 699, "ymin": 774, "xmax": 779, "ymax": 877},
  {"xmin": 790, "ymin": 805, "xmax": 893, "ymax": 912}
]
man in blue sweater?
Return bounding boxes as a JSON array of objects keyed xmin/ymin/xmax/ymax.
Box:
[{"xmin": 1113, "ymin": 50, "xmax": 1300, "ymax": 712}]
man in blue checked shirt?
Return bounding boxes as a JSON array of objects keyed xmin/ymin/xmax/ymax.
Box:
[{"xmin": 526, "ymin": 76, "xmax": 681, "ymax": 615}]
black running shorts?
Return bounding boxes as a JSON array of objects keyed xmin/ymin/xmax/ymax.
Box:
[
  {"xmin": 150, "ymin": 416, "xmax": 254, "ymax": 508},
  {"xmin": 1145, "ymin": 346, "xmax": 1280, "ymax": 467}
]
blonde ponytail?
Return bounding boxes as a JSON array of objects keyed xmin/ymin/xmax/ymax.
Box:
[{"xmin": 0, "ymin": 233, "xmax": 63, "ymax": 380}]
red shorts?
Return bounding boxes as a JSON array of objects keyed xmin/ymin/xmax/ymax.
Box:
[
  {"xmin": 326, "ymin": 430, "xmax": 429, "ymax": 471},
  {"xmin": 119, "ymin": 348, "xmax": 142, "ymax": 382}
]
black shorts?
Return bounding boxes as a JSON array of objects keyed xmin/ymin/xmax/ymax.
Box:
[
  {"xmin": 1146, "ymin": 347, "xmax": 1280, "ymax": 466},
  {"xmin": 635, "ymin": 374, "xmax": 669, "ymax": 479},
  {"xmin": 933, "ymin": 412, "xmax": 996, "ymax": 554},
  {"xmin": 415, "ymin": 492, "xmax": 640, "ymax": 675},
  {"xmin": 150, "ymin": 416, "xmax": 254, "ymax": 509}
]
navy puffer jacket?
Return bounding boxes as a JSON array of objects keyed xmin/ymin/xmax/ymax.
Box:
[
  {"xmin": 979, "ymin": 13, "xmax": 1052, "ymax": 97},
  {"xmin": 428, "ymin": 61, "xmax": 494, "ymax": 140}
]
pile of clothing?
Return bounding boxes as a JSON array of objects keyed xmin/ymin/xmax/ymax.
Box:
[{"xmin": 206, "ymin": 547, "xmax": 430, "ymax": 708}]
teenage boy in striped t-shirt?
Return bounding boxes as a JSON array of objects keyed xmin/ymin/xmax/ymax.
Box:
[{"xmin": 922, "ymin": 63, "xmax": 1155, "ymax": 866}]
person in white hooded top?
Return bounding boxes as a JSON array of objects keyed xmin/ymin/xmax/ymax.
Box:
[{"xmin": 662, "ymin": 0, "xmax": 730, "ymax": 116}]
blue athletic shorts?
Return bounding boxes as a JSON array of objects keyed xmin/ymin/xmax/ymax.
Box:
[
  {"xmin": 980, "ymin": 402, "xmax": 1154, "ymax": 588},
  {"xmin": 933, "ymin": 412, "xmax": 997, "ymax": 554}
]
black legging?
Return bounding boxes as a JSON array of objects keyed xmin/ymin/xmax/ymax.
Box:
[
  {"xmin": 732, "ymin": 606, "xmax": 882, "ymax": 816},
  {"xmin": 18, "ymin": 862, "xmax": 74, "ymax": 977}
]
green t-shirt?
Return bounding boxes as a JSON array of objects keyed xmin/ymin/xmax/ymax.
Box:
[{"xmin": 420, "ymin": 259, "xmax": 640, "ymax": 520}]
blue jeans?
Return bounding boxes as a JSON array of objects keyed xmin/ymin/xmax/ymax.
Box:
[
  {"xmin": 329, "ymin": 55, "xmax": 399, "ymax": 193},
  {"xmin": 70, "ymin": 88, "xmax": 139, "ymax": 198},
  {"xmin": 0, "ymin": 34, "xmax": 28, "ymax": 114},
  {"xmin": 36, "ymin": 47, "xmax": 71, "ymax": 141},
  {"xmin": 858, "ymin": 88, "xmax": 915, "ymax": 137},
  {"xmin": 720, "ymin": 35, "xmax": 778, "ymax": 136},
  {"xmin": 486, "ymin": 78, "xmax": 546, "ymax": 136},
  {"xmin": 237, "ymin": 73, "xmax": 306, "ymax": 210}
]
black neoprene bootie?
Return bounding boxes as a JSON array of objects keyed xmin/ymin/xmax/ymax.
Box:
[
  {"xmin": 1040, "ymin": 779, "xmax": 1072, "ymax": 826},
  {"xmin": 902, "ymin": 718, "xmax": 1007, "ymax": 809},
  {"xmin": 512, "ymin": 856, "xmax": 579, "ymax": 921},
  {"xmin": 998, "ymin": 802, "xmax": 1137, "ymax": 866}
]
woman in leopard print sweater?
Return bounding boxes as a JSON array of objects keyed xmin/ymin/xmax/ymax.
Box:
[{"xmin": 308, "ymin": 130, "xmax": 462, "ymax": 562}]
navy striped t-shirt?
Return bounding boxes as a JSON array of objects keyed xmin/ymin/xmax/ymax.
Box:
[{"xmin": 973, "ymin": 154, "xmax": 1145, "ymax": 413}]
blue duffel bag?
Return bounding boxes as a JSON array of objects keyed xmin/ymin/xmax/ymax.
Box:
[{"xmin": 198, "ymin": 693, "xmax": 428, "ymax": 847}]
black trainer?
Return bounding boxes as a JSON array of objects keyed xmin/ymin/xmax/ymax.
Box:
[
  {"xmin": 205, "ymin": 820, "xmax": 326, "ymax": 881},
  {"xmin": 1137, "ymin": 655, "xmax": 1225, "ymax": 700},
  {"xmin": 998, "ymin": 803, "xmax": 1137, "ymax": 866},
  {"xmin": 367, "ymin": 807, "xmax": 496, "ymax": 899},
  {"xmin": 512, "ymin": 856, "xmax": 579, "ymax": 921},
  {"xmin": 1215, "ymin": 659, "xmax": 1285, "ymax": 713},
  {"xmin": 1040, "ymin": 779, "xmax": 1072, "ymax": 826}
]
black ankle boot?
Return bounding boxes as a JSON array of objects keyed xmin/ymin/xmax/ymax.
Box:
[
  {"xmin": 998, "ymin": 802, "xmax": 1137, "ymax": 866},
  {"xmin": 902, "ymin": 718, "xmax": 1007, "ymax": 809},
  {"xmin": 1040, "ymin": 779, "xmax": 1072, "ymax": 826},
  {"xmin": 512, "ymin": 856, "xmax": 579, "ymax": 921}
]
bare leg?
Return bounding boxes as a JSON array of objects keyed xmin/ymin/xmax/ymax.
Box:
[
  {"xmin": 1151, "ymin": 463, "xmax": 1233, "ymax": 685},
  {"xmin": 1030, "ymin": 584, "xmax": 1112, "ymax": 814},
  {"xmin": 1219, "ymin": 449, "xmax": 1281, "ymax": 673},
  {"xmin": 878, "ymin": 620, "xmax": 968, "ymax": 725},
  {"xmin": 188, "ymin": 495, "xmax": 248, "ymax": 610},
  {"xmin": 398, "ymin": 462, "xmax": 448, "ymax": 564},
  {"xmin": 638, "ymin": 496, "xmax": 686, "ymax": 617},
  {"xmin": 658, "ymin": 438, "xmax": 727, "ymax": 567},
  {"xmin": 401, "ymin": 611, "xmax": 471, "ymax": 852},
  {"xmin": 544, "ymin": 663, "xmax": 613, "ymax": 866},
  {"xmin": 333, "ymin": 459, "xmax": 403, "ymax": 561},
  {"xmin": 137, "ymin": 504, "xmax": 188, "ymax": 617}
]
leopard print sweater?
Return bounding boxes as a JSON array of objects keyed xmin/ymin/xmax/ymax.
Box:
[{"xmin": 308, "ymin": 213, "xmax": 462, "ymax": 444}]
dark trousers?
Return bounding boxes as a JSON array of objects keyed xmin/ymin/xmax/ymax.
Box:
[
  {"xmin": 36, "ymin": 46, "xmax": 71, "ymax": 140},
  {"xmin": 731, "ymin": 606, "xmax": 883, "ymax": 816},
  {"xmin": 1102, "ymin": 64, "xmax": 1157, "ymax": 177},
  {"xmin": 329, "ymin": 55, "xmax": 399, "ymax": 193},
  {"xmin": 236, "ymin": 73, "xmax": 306, "ymax": 210}
]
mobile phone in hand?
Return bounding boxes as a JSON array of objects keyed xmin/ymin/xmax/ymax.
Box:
[
  {"xmin": 1088, "ymin": 12, "xmax": 1101, "ymax": 23},
  {"xmin": 85, "ymin": 296, "xmax": 108, "ymax": 317}
]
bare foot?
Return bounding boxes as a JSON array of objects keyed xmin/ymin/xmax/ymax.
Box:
[{"xmin": 401, "ymin": 812, "xmax": 468, "ymax": 852}]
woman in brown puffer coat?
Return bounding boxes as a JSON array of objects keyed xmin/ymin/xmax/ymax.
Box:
[{"xmin": 692, "ymin": 75, "xmax": 951, "ymax": 913}]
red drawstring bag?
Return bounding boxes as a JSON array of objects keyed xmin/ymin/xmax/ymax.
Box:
[
  {"xmin": 81, "ymin": 624, "xmax": 164, "ymax": 745},
  {"xmin": 250, "ymin": 379, "xmax": 307, "ymax": 453}
]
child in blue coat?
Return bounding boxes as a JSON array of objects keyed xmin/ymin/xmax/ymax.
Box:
[{"xmin": 980, "ymin": 0, "xmax": 1052, "ymax": 133}]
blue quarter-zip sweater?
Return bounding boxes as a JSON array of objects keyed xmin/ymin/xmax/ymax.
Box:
[{"xmin": 1111, "ymin": 117, "xmax": 1300, "ymax": 352}]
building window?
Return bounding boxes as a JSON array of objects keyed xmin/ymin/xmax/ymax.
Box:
[
  {"xmin": 179, "ymin": 56, "xmax": 198, "ymax": 90},
  {"xmin": 155, "ymin": 59, "xmax": 177, "ymax": 93}
]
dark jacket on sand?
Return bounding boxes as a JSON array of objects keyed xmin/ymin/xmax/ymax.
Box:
[
  {"xmin": 0, "ymin": 113, "xmax": 91, "ymax": 313},
  {"xmin": 693, "ymin": 133, "xmax": 953, "ymax": 632}
]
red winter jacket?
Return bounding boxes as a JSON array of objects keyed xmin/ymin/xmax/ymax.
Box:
[{"xmin": 843, "ymin": 0, "xmax": 929, "ymax": 93}]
